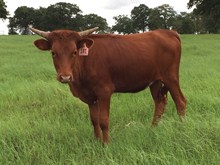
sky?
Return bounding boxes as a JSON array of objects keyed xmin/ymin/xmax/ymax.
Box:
[{"xmin": 0, "ymin": 0, "xmax": 192, "ymax": 34}]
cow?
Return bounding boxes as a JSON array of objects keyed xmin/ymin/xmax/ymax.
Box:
[{"xmin": 29, "ymin": 27, "xmax": 186, "ymax": 144}]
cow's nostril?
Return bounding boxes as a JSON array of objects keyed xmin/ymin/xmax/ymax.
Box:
[{"xmin": 60, "ymin": 75, "xmax": 71, "ymax": 83}]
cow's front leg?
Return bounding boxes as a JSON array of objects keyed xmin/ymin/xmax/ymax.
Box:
[
  {"xmin": 98, "ymin": 95, "xmax": 111, "ymax": 144},
  {"xmin": 89, "ymin": 102, "xmax": 101, "ymax": 140}
]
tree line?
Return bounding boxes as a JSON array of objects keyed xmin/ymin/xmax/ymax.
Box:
[{"xmin": 1, "ymin": 0, "xmax": 220, "ymax": 34}]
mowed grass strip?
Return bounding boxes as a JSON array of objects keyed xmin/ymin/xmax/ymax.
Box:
[{"xmin": 0, "ymin": 34, "xmax": 220, "ymax": 165}]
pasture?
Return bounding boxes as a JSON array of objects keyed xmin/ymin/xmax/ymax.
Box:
[{"xmin": 0, "ymin": 34, "xmax": 220, "ymax": 165}]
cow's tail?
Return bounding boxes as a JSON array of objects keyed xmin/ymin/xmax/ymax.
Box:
[
  {"xmin": 172, "ymin": 30, "xmax": 181, "ymax": 55},
  {"xmin": 175, "ymin": 31, "xmax": 182, "ymax": 71},
  {"xmin": 170, "ymin": 30, "xmax": 182, "ymax": 64},
  {"xmin": 173, "ymin": 30, "xmax": 181, "ymax": 43}
]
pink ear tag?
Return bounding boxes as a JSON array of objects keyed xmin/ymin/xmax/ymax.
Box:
[{"xmin": 79, "ymin": 44, "xmax": 89, "ymax": 56}]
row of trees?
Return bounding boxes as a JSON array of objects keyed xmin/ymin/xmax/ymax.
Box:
[
  {"xmin": 1, "ymin": 0, "xmax": 220, "ymax": 34},
  {"xmin": 112, "ymin": 4, "xmax": 196, "ymax": 34},
  {"xmin": 7, "ymin": 3, "xmax": 109, "ymax": 34},
  {"xmin": 112, "ymin": 1, "xmax": 220, "ymax": 34}
]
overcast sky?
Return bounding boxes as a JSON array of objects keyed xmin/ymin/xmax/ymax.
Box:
[{"xmin": 0, "ymin": 0, "xmax": 192, "ymax": 34}]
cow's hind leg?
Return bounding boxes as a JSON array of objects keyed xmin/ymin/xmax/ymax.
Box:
[
  {"xmin": 164, "ymin": 78, "xmax": 186, "ymax": 121},
  {"xmin": 150, "ymin": 80, "xmax": 168, "ymax": 126}
]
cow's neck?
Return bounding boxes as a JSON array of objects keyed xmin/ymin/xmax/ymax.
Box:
[
  {"xmin": 72, "ymin": 56, "xmax": 86, "ymax": 84},
  {"xmin": 69, "ymin": 56, "xmax": 96, "ymax": 104}
]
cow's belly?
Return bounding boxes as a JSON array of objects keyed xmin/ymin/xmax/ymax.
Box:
[
  {"xmin": 114, "ymin": 80, "xmax": 150, "ymax": 93},
  {"xmin": 110, "ymin": 58, "xmax": 157, "ymax": 93},
  {"xmin": 112, "ymin": 71, "xmax": 155, "ymax": 93}
]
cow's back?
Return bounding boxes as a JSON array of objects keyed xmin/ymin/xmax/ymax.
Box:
[{"xmin": 86, "ymin": 30, "xmax": 181, "ymax": 92}]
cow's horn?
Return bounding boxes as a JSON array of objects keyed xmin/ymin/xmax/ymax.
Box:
[
  {"xmin": 79, "ymin": 27, "xmax": 99, "ymax": 37},
  {"xmin": 29, "ymin": 26, "xmax": 50, "ymax": 39}
]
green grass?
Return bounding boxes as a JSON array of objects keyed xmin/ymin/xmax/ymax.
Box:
[{"xmin": 0, "ymin": 34, "xmax": 220, "ymax": 165}]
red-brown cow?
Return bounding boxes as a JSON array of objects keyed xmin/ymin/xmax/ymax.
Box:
[{"xmin": 29, "ymin": 27, "xmax": 186, "ymax": 144}]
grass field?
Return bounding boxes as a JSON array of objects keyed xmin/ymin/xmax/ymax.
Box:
[{"xmin": 0, "ymin": 34, "xmax": 220, "ymax": 165}]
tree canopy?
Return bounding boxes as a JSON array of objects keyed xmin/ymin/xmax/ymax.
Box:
[
  {"xmin": 112, "ymin": 4, "xmax": 178, "ymax": 33},
  {"xmin": 188, "ymin": 0, "xmax": 220, "ymax": 33},
  {"xmin": 6, "ymin": 2, "xmax": 220, "ymax": 34},
  {"xmin": 42, "ymin": 2, "xmax": 82, "ymax": 31},
  {"xmin": 148, "ymin": 4, "xmax": 176, "ymax": 30},
  {"xmin": 0, "ymin": 0, "xmax": 8, "ymax": 20},
  {"xmin": 82, "ymin": 14, "xmax": 109, "ymax": 33},
  {"xmin": 172, "ymin": 12, "xmax": 196, "ymax": 34},
  {"xmin": 13, "ymin": 6, "xmax": 35, "ymax": 34},
  {"xmin": 8, "ymin": 2, "xmax": 109, "ymax": 34},
  {"xmin": 112, "ymin": 15, "xmax": 135, "ymax": 34},
  {"xmin": 131, "ymin": 4, "xmax": 150, "ymax": 32}
]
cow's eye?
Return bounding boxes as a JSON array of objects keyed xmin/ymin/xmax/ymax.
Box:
[
  {"xmin": 51, "ymin": 52, "xmax": 57, "ymax": 58},
  {"xmin": 72, "ymin": 50, "xmax": 77, "ymax": 56}
]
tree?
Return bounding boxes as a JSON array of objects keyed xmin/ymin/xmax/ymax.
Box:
[
  {"xmin": 82, "ymin": 14, "xmax": 109, "ymax": 33},
  {"xmin": 155, "ymin": 4, "xmax": 177, "ymax": 29},
  {"xmin": 188, "ymin": 0, "xmax": 220, "ymax": 16},
  {"xmin": 11, "ymin": 6, "xmax": 35, "ymax": 34},
  {"xmin": 192, "ymin": 14, "xmax": 206, "ymax": 33},
  {"xmin": 112, "ymin": 15, "xmax": 136, "ymax": 34},
  {"xmin": 172, "ymin": 12, "xmax": 195, "ymax": 34},
  {"xmin": 131, "ymin": 4, "xmax": 150, "ymax": 32},
  {"xmin": 0, "ymin": 0, "xmax": 8, "ymax": 20},
  {"xmin": 44, "ymin": 2, "xmax": 82, "ymax": 31},
  {"xmin": 8, "ymin": 17, "xmax": 18, "ymax": 34},
  {"xmin": 188, "ymin": 0, "xmax": 220, "ymax": 33},
  {"xmin": 148, "ymin": 8, "xmax": 164, "ymax": 30},
  {"xmin": 32, "ymin": 7, "xmax": 48, "ymax": 30},
  {"xmin": 8, "ymin": 6, "xmax": 47, "ymax": 34},
  {"xmin": 148, "ymin": 4, "xmax": 176, "ymax": 30},
  {"xmin": 202, "ymin": 15, "xmax": 218, "ymax": 33}
]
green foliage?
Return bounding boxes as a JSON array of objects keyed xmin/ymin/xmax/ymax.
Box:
[
  {"xmin": 32, "ymin": 7, "xmax": 50, "ymax": 31},
  {"xmin": 82, "ymin": 14, "xmax": 109, "ymax": 33},
  {"xmin": 112, "ymin": 15, "xmax": 135, "ymax": 34},
  {"xmin": 148, "ymin": 8, "xmax": 164, "ymax": 30},
  {"xmin": 173, "ymin": 12, "xmax": 196, "ymax": 34},
  {"xmin": 114, "ymin": 4, "xmax": 178, "ymax": 32},
  {"xmin": 0, "ymin": 34, "xmax": 220, "ymax": 164},
  {"xmin": 12, "ymin": 6, "xmax": 35, "ymax": 34},
  {"xmin": 6, "ymin": 1, "xmax": 220, "ymax": 34},
  {"xmin": 0, "ymin": 0, "xmax": 8, "ymax": 19},
  {"xmin": 153, "ymin": 4, "xmax": 177, "ymax": 29},
  {"xmin": 188, "ymin": 0, "xmax": 220, "ymax": 33},
  {"xmin": 131, "ymin": 4, "xmax": 150, "ymax": 32},
  {"xmin": 8, "ymin": 2, "xmax": 109, "ymax": 34},
  {"xmin": 8, "ymin": 17, "xmax": 18, "ymax": 35},
  {"xmin": 43, "ymin": 2, "xmax": 82, "ymax": 31}
]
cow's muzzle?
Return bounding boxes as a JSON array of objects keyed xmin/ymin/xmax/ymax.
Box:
[{"xmin": 58, "ymin": 74, "xmax": 73, "ymax": 83}]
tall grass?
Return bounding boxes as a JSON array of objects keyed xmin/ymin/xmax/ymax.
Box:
[{"xmin": 0, "ymin": 34, "xmax": 220, "ymax": 165}]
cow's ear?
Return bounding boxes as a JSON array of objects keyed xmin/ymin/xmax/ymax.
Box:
[
  {"xmin": 34, "ymin": 39, "xmax": 51, "ymax": 51},
  {"xmin": 77, "ymin": 38, "xmax": 94, "ymax": 49}
]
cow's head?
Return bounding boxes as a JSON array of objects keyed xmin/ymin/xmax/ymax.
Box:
[{"xmin": 29, "ymin": 27, "xmax": 98, "ymax": 83}]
